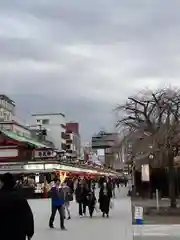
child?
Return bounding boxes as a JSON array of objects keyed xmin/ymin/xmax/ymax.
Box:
[{"xmin": 87, "ymin": 188, "xmax": 96, "ymax": 218}]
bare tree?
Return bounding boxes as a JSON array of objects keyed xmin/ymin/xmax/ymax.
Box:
[{"xmin": 115, "ymin": 88, "xmax": 180, "ymax": 207}]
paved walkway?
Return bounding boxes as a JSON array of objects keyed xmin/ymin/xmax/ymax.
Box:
[
  {"xmin": 29, "ymin": 187, "xmax": 133, "ymax": 240},
  {"xmin": 133, "ymin": 225, "xmax": 180, "ymax": 237}
]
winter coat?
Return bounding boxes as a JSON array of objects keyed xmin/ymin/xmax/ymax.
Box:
[
  {"xmin": 51, "ymin": 186, "xmax": 65, "ymax": 206},
  {"xmin": 0, "ymin": 187, "xmax": 34, "ymax": 240},
  {"xmin": 75, "ymin": 185, "xmax": 89, "ymax": 203},
  {"xmin": 98, "ymin": 186, "xmax": 112, "ymax": 214},
  {"xmin": 63, "ymin": 185, "xmax": 73, "ymax": 202},
  {"xmin": 87, "ymin": 190, "xmax": 96, "ymax": 207}
]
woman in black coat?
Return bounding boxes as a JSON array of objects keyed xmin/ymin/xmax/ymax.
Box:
[{"xmin": 98, "ymin": 182, "xmax": 112, "ymax": 218}]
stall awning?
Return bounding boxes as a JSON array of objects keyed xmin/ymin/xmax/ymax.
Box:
[{"xmin": 0, "ymin": 129, "xmax": 49, "ymax": 148}]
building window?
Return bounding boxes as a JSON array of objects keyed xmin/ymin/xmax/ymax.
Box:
[
  {"xmin": 42, "ymin": 119, "xmax": 49, "ymax": 124},
  {"xmin": 36, "ymin": 119, "xmax": 41, "ymax": 123},
  {"xmin": 66, "ymin": 139, "xmax": 72, "ymax": 144}
]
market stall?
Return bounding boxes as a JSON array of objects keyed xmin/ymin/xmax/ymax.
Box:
[{"xmin": 0, "ymin": 162, "xmax": 119, "ymax": 198}]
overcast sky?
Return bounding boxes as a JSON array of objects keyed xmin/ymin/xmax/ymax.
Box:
[{"xmin": 1, "ymin": 0, "xmax": 180, "ymax": 141}]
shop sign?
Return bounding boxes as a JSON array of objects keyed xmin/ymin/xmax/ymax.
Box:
[
  {"xmin": 33, "ymin": 150, "xmax": 56, "ymax": 159},
  {"xmin": 0, "ymin": 149, "xmax": 18, "ymax": 158},
  {"xmin": 0, "ymin": 164, "xmax": 24, "ymax": 171}
]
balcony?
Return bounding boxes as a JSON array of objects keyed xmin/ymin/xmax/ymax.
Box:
[
  {"xmin": 92, "ymin": 140, "xmax": 114, "ymax": 149},
  {"xmin": 61, "ymin": 143, "xmax": 66, "ymax": 151},
  {"xmin": 66, "ymin": 149, "xmax": 73, "ymax": 154},
  {"xmin": 61, "ymin": 132, "xmax": 67, "ymax": 139},
  {"xmin": 66, "ymin": 139, "xmax": 73, "ymax": 144}
]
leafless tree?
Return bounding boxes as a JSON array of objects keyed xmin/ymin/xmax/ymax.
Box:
[{"xmin": 115, "ymin": 87, "xmax": 180, "ymax": 207}]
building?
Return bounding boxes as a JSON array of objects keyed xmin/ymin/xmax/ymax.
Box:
[
  {"xmin": 0, "ymin": 95, "xmax": 31, "ymax": 138},
  {"xmin": 31, "ymin": 113, "xmax": 66, "ymax": 151},
  {"xmin": 66, "ymin": 122, "xmax": 79, "ymax": 135},
  {"xmin": 65, "ymin": 122, "xmax": 81, "ymax": 158},
  {"xmin": 0, "ymin": 95, "xmax": 54, "ymax": 165},
  {"xmin": 0, "ymin": 95, "xmax": 15, "ymax": 121},
  {"xmin": 0, "ymin": 121, "xmax": 31, "ymax": 138},
  {"xmin": 91, "ymin": 131, "xmax": 122, "ymax": 169},
  {"xmin": 0, "ymin": 128, "xmax": 50, "ymax": 163}
]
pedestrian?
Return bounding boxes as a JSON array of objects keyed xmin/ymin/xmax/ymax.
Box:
[
  {"xmin": 98, "ymin": 181, "xmax": 112, "ymax": 218},
  {"xmin": 0, "ymin": 173, "xmax": 34, "ymax": 240},
  {"xmin": 63, "ymin": 181, "xmax": 73, "ymax": 220},
  {"xmin": 87, "ymin": 187, "xmax": 96, "ymax": 217},
  {"xmin": 49, "ymin": 178, "xmax": 66, "ymax": 230},
  {"xmin": 75, "ymin": 181, "xmax": 89, "ymax": 217}
]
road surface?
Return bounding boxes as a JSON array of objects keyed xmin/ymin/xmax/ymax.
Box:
[
  {"xmin": 29, "ymin": 187, "xmax": 133, "ymax": 240},
  {"xmin": 134, "ymin": 237, "xmax": 180, "ymax": 240},
  {"xmin": 133, "ymin": 224, "xmax": 180, "ymax": 239}
]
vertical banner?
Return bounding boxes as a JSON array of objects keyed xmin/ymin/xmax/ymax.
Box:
[{"xmin": 141, "ymin": 164, "xmax": 150, "ymax": 182}]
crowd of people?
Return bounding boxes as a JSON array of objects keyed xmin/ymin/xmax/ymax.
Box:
[
  {"xmin": 0, "ymin": 172, "xmax": 127, "ymax": 240},
  {"xmin": 48, "ymin": 176, "xmax": 124, "ymax": 230}
]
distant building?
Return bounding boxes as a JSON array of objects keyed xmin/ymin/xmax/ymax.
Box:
[
  {"xmin": 0, "ymin": 95, "xmax": 31, "ymax": 138},
  {"xmin": 91, "ymin": 131, "xmax": 121, "ymax": 169},
  {"xmin": 65, "ymin": 122, "xmax": 81, "ymax": 158},
  {"xmin": 0, "ymin": 121, "xmax": 31, "ymax": 138},
  {"xmin": 31, "ymin": 113, "xmax": 66, "ymax": 151},
  {"xmin": 0, "ymin": 95, "xmax": 15, "ymax": 121},
  {"xmin": 66, "ymin": 122, "xmax": 79, "ymax": 135}
]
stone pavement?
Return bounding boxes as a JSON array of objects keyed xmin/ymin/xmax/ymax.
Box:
[
  {"xmin": 134, "ymin": 237, "xmax": 180, "ymax": 240},
  {"xmin": 29, "ymin": 186, "xmax": 133, "ymax": 240},
  {"xmin": 133, "ymin": 225, "xmax": 180, "ymax": 238}
]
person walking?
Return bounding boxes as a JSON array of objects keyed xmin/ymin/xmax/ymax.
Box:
[
  {"xmin": 75, "ymin": 182, "xmax": 89, "ymax": 217},
  {"xmin": 63, "ymin": 181, "xmax": 73, "ymax": 220},
  {"xmin": 0, "ymin": 173, "xmax": 34, "ymax": 240},
  {"xmin": 49, "ymin": 178, "xmax": 66, "ymax": 230},
  {"xmin": 112, "ymin": 179, "xmax": 116, "ymax": 198},
  {"xmin": 98, "ymin": 181, "xmax": 112, "ymax": 218},
  {"xmin": 87, "ymin": 187, "xmax": 96, "ymax": 218}
]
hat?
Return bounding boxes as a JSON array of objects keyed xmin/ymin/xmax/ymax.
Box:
[{"xmin": 1, "ymin": 173, "xmax": 16, "ymax": 189}]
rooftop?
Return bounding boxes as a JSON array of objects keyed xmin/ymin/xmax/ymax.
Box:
[
  {"xmin": 0, "ymin": 95, "xmax": 15, "ymax": 106},
  {"xmin": 0, "ymin": 128, "xmax": 49, "ymax": 149},
  {"xmin": 0, "ymin": 120, "xmax": 30, "ymax": 131},
  {"xmin": 32, "ymin": 112, "xmax": 65, "ymax": 117}
]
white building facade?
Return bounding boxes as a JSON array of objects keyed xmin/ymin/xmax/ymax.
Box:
[
  {"xmin": 0, "ymin": 122, "xmax": 31, "ymax": 138},
  {"xmin": 31, "ymin": 113, "xmax": 66, "ymax": 151}
]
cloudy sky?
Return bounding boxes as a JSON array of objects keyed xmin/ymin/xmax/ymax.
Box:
[{"xmin": 0, "ymin": 0, "xmax": 180, "ymax": 141}]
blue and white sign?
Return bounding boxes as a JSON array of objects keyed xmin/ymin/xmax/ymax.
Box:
[{"xmin": 134, "ymin": 206, "xmax": 143, "ymax": 225}]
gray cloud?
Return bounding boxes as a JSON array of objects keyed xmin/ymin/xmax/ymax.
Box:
[{"xmin": 0, "ymin": 0, "xmax": 180, "ymax": 141}]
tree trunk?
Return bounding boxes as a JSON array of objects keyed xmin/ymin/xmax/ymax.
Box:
[{"xmin": 168, "ymin": 151, "xmax": 177, "ymax": 208}]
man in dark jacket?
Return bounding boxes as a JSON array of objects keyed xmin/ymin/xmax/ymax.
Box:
[
  {"xmin": 75, "ymin": 183, "xmax": 89, "ymax": 216},
  {"xmin": 0, "ymin": 173, "xmax": 34, "ymax": 240},
  {"xmin": 49, "ymin": 178, "xmax": 66, "ymax": 230}
]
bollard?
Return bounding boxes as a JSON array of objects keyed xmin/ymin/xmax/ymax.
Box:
[{"xmin": 156, "ymin": 189, "xmax": 159, "ymax": 211}]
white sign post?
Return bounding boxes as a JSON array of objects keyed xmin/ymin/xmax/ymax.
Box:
[
  {"xmin": 141, "ymin": 164, "xmax": 150, "ymax": 182},
  {"xmin": 134, "ymin": 206, "xmax": 143, "ymax": 225}
]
